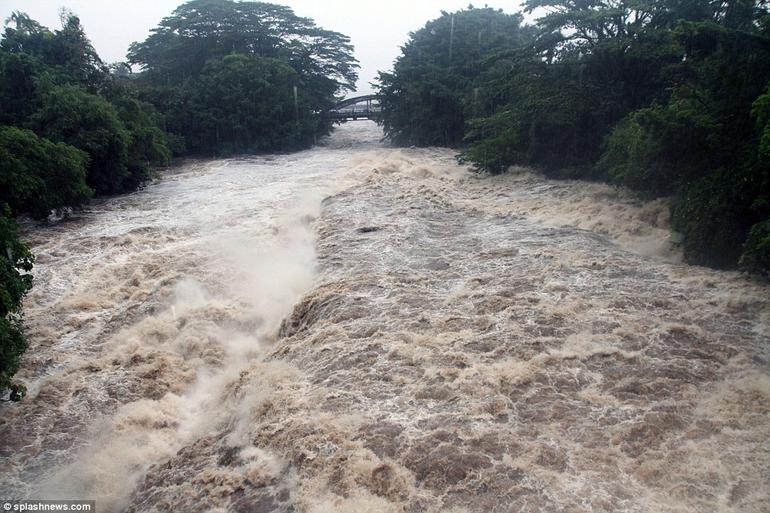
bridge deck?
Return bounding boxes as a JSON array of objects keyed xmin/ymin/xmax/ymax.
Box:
[{"xmin": 322, "ymin": 95, "xmax": 381, "ymax": 120}]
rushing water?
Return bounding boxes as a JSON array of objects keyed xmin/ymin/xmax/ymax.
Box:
[{"xmin": 1, "ymin": 121, "xmax": 768, "ymax": 513}]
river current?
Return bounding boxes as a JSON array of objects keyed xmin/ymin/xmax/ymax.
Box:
[{"xmin": 1, "ymin": 121, "xmax": 768, "ymax": 513}]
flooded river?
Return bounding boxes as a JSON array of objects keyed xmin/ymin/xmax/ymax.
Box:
[{"xmin": 1, "ymin": 121, "xmax": 768, "ymax": 513}]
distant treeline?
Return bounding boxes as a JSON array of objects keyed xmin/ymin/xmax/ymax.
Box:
[
  {"xmin": 0, "ymin": 0, "xmax": 358, "ymax": 399},
  {"xmin": 376, "ymin": 1, "xmax": 770, "ymax": 276}
]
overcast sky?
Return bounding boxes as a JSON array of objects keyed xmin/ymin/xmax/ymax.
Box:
[{"xmin": 1, "ymin": 1, "xmax": 528, "ymax": 95}]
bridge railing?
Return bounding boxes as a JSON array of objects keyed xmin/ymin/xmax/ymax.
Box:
[{"xmin": 321, "ymin": 95, "xmax": 381, "ymax": 120}]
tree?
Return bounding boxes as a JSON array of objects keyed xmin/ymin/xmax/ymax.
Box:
[
  {"xmin": 128, "ymin": 0, "xmax": 357, "ymax": 91},
  {"xmin": 0, "ymin": 126, "xmax": 91, "ymax": 219},
  {"xmin": 185, "ymin": 54, "xmax": 315, "ymax": 153},
  {"xmin": 376, "ymin": 7, "xmax": 530, "ymax": 146},
  {"xmin": 738, "ymin": 82, "xmax": 770, "ymax": 275},
  {"xmin": 103, "ymin": 81, "xmax": 173, "ymax": 185},
  {"xmin": 463, "ymin": 0, "xmax": 699, "ymax": 175},
  {"xmin": 31, "ymin": 85, "xmax": 134, "ymax": 195},
  {"xmin": 0, "ymin": 52, "xmax": 45, "ymax": 126},
  {"xmin": 1, "ymin": 10, "xmax": 107, "ymax": 92},
  {"xmin": 128, "ymin": 0, "xmax": 358, "ymax": 154},
  {"xmin": 598, "ymin": 19, "xmax": 770, "ymax": 268},
  {"xmin": 49, "ymin": 10, "xmax": 108, "ymax": 90}
]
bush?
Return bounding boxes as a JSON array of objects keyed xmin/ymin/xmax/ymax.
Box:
[
  {"xmin": 0, "ymin": 126, "xmax": 91, "ymax": 219},
  {"xmin": 671, "ymin": 169, "xmax": 755, "ymax": 268},
  {"xmin": 740, "ymin": 219, "xmax": 770, "ymax": 276},
  {"xmin": 0, "ymin": 206, "xmax": 33, "ymax": 400},
  {"xmin": 31, "ymin": 85, "xmax": 134, "ymax": 195},
  {"xmin": 598, "ymin": 104, "xmax": 719, "ymax": 197}
]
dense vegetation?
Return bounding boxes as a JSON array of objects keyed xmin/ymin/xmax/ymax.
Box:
[
  {"xmin": 376, "ymin": 8, "xmax": 534, "ymax": 146},
  {"xmin": 128, "ymin": 0, "xmax": 358, "ymax": 154},
  {"xmin": 376, "ymin": 1, "xmax": 770, "ymax": 276},
  {"xmin": 0, "ymin": 0, "xmax": 357, "ymax": 399},
  {"xmin": 0, "ymin": 208, "xmax": 33, "ymax": 401}
]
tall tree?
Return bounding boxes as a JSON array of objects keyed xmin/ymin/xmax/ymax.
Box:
[
  {"xmin": 127, "ymin": 0, "xmax": 357, "ymax": 94},
  {"xmin": 376, "ymin": 7, "xmax": 531, "ymax": 146},
  {"xmin": 1, "ymin": 10, "xmax": 108, "ymax": 91},
  {"xmin": 128, "ymin": 0, "xmax": 359, "ymax": 154}
]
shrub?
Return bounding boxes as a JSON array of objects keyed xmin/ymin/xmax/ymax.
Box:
[
  {"xmin": 0, "ymin": 126, "xmax": 91, "ymax": 219},
  {"xmin": 0, "ymin": 206, "xmax": 33, "ymax": 400},
  {"xmin": 740, "ymin": 219, "xmax": 770, "ymax": 276}
]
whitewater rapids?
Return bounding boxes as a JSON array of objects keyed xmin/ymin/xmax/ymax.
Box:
[{"xmin": 1, "ymin": 121, "xmax": 768, "ymax": 513}]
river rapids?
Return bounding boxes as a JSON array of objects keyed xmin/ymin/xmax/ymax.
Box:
[{"xmin": 1, "ymin": 121, "xmax": 768, "ymax": 513}]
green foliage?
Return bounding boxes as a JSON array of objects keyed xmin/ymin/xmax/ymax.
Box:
[
  {"xmin": 128, "ymin": 0, "xmax": 357, "ymax": 91},
  {"xmin": 30, "ymin": 85, "xmax": 134, "ymax": 195},
  {"xmin": 740, "ymin": 219, "xmax": 770, "ymax": 276},
  {"xmin": 0, "ymin": 206, "xmax": 33, "ymax": 400},
  {"xmin": 462, "ymin": 1, "xmax": 685, "ymax": 174},
  {"xmin": 127, "ymin": 0, "xmax": 358, "ymax": 154},
  {"xmin": 0, "ymin": 10, "xmax": 172, "ymax": 197},
  {"xmin": 1, "ymin": 10, "xmax": 107, "ymax": 91},
  {"xmin": 753, "ymin": 83, "xmax": 770, "ymax": 158},
  {"xmin": 598, "ymin": 103, "xmax": 720, "ymax": 196},
  {"xmin": 29, "ymin": 84, "xmax": 172, "ymax": 195},
  {"xmin": 0, "ymin": 126, "xmax": 91, "ymax": 219},
  {"xmin": 461, "ymin": 107, "xmax": 529, "ymax": 173},
  {"xmin": 105, "ymin": 82, "xmax": 173, "ymax": 186},
  {"xmin": 0, "ymin": 52, "xmax": 45, "ymax": 125},
  {"xmin": 600, "ymin": 19, "xmax": 770, "ymax": 269},
  {"xmin": 671, "ymin": 168, "xmax": 757, "ymax": 267},
  {"xmin": 376, "ymin": 7, "xmax": 530, "ymax": 147},
  {"xmin": 185, "ymin": 54, "xmax": 316, "ymax": 153}
]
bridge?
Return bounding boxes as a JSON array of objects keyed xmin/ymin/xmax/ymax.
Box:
[{"xmin": 322, "ymin": 95, "xmax": 381, "ymax": 121}]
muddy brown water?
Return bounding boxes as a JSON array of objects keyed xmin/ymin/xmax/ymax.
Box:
[{"xmin": 1, "ymin": 121, "xmax": 768, "ymax": 513}]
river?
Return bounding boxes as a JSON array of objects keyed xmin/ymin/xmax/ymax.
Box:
[{"xmin": 1, "ymin": 121, "xmax": 768, "ymax": 513}]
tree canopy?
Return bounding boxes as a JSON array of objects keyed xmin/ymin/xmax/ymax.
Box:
[
  {"xmin": 0, "ymin": 126, "xmax": 91, "ymax": 219},
  {"xmin": 128, "ymin": 0, "xmax": 359, "ymax": 153},
  {"xmin": 128, "ymin": 0, "xmax": 357, "ymax": 92},
  {"xmin": 376, "ymin": 7, "xmax": 532, "ymax": 146}
]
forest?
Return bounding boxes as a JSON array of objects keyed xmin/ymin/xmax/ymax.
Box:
[
  {"xmin": 376, "ymin": 0, "xmax": 770, "ymax": 275},
  {"xmin": 0, "ymin": 0, "xmax": 358, "ymax": 399}
]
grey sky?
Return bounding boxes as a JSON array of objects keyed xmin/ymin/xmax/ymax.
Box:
[{"xmin": 1, "ymin": 1, "xmax": 526, "ymax": 95}]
